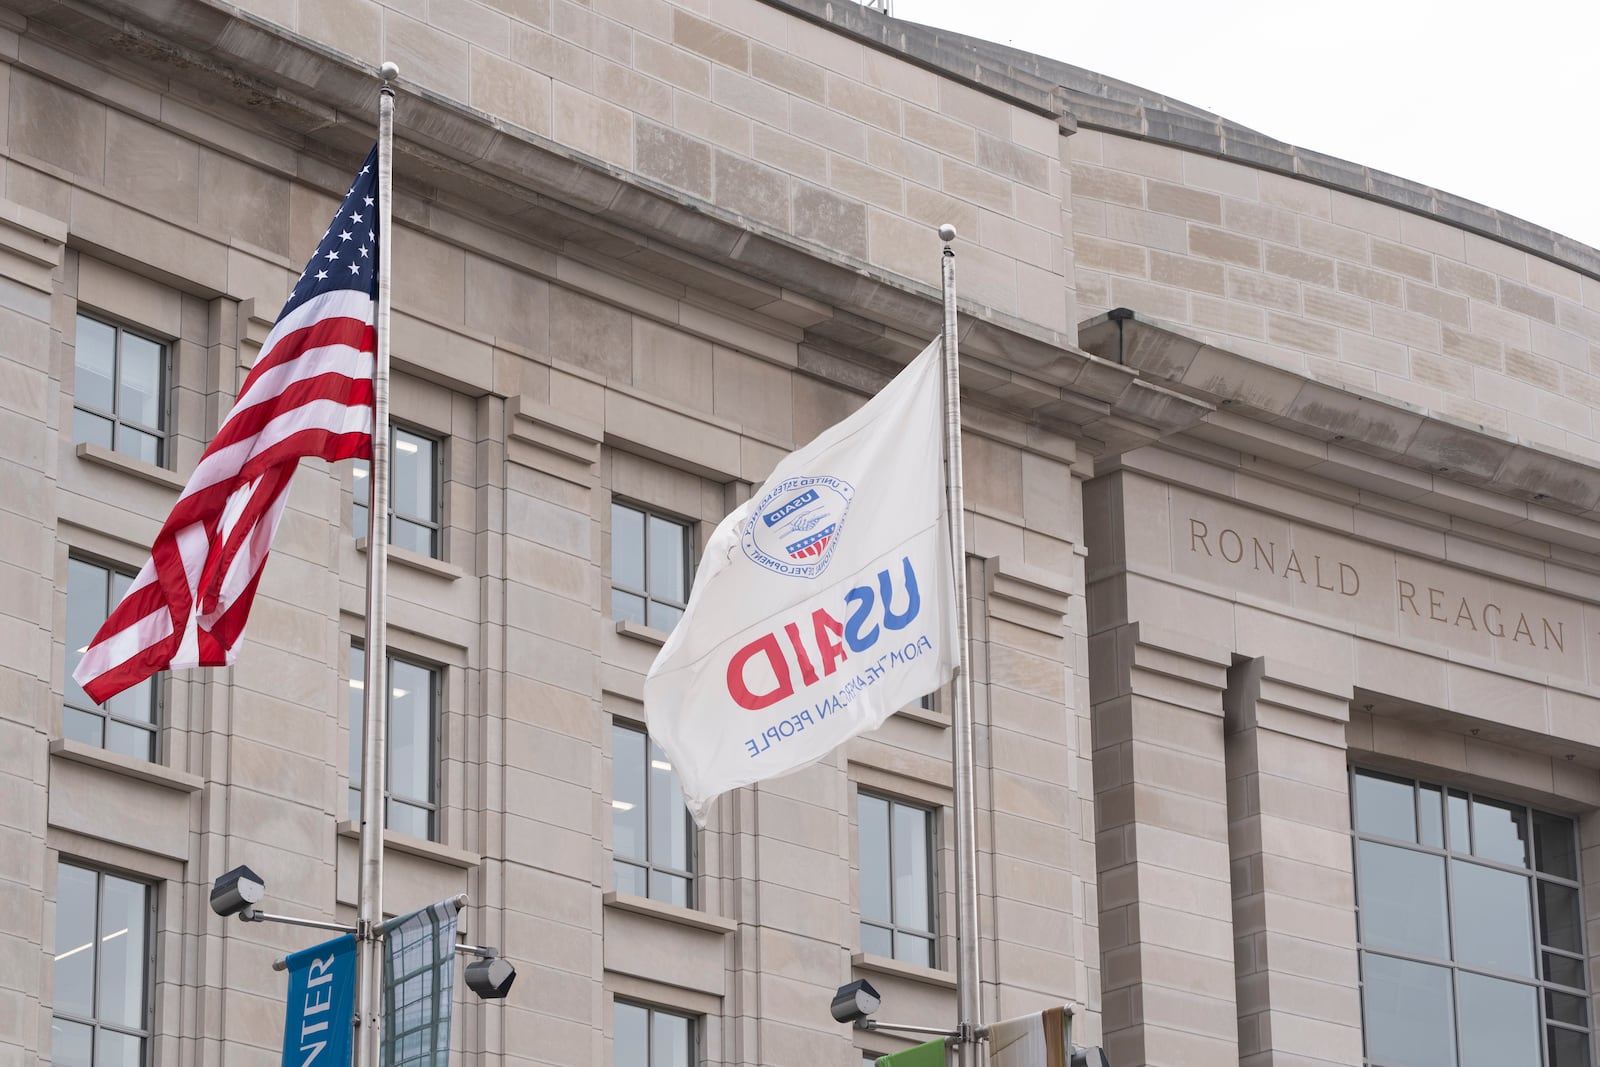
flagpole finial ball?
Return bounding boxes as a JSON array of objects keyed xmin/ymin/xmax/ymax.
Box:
[
  {"xmin": 379, "ymin": 61, "xmax": 400, "ymax": 82},
  {"xmin": 938, "ymin": 224, "xmax": 958, "ymax": 244}
]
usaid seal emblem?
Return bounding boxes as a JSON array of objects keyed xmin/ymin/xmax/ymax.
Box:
[{"xmin": 741, "ymin": 475, "xmax": 855, "ymax": 579}]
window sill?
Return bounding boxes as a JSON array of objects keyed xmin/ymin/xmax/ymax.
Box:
[
  {"xmin": 603, "ymin": 891, "xmax": 736, "ymax": 935},
  {"xmin": 335, "ymin": 821, "xmax": 480, "ymax": 869},
  {"xmin": 851, "ymin": 952, "xmax": 957, "ymax": 990},
  {"xmin": 895, "ymin": 703, "xmax": 949, "ymax": 728},
  {"xmin": 615, "ymin": 620, "xmax": 669, "ymax": 647},
  {"xmin": 354, "ymin": 538, "xmax": 464, "ymax": 581},
  {"xmin": 49, "ymin": 738, "xmax": 202, "ymax": 793},
  {"xmin": 75, "ymin": 442, "xmax": 185, "ymax": 492}
]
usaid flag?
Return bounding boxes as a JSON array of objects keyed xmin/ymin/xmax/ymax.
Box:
[
  {"xmin": 646, "ymin": 339, "xmax": 957, "ymax": 823},
  {"xmin": 281, "ymin": 933, "xmax": 355, "ymax": 1067}
]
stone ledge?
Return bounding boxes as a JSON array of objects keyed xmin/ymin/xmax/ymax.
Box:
[
  {"xmin": 335, "ymin": 821, "xmax": 480, "ymax": 869},
  {"xmin": 76, "ymin": 442, "xmax": 186, "ymax": 492},
  {"xmin": 354, "ymin": 538, "xmax": 464, "ymax": 582},
  {"xmin": 602, "ymin": 890, "xmax": 737, "ymax": 935},
  {"xmin": 49, "ymin": 737, "xmax": 202, "ymax": 793},
  {"xmin": 851, "ymin": 951, "xmax": 958, "ymax": 990},
  {"xmin": 616, "ymin": 620, "xmax": 669, "ymax": 648}
]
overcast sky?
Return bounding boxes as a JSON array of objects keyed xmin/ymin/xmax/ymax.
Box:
[{"xmin": 892, "ymin": 0, "xmax": 1600, "ymax": 252}]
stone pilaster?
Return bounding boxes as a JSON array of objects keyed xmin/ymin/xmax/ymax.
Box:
[
  {"xmin": 1090, "ymin": 621, "xmax": 1237, "ymax": 1067},
  {"xmin": 1225, "ymin": 659, "xmax": 1362, "ymax": 1067}
]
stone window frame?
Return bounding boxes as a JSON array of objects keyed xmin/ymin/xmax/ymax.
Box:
[
  {"xmin": 611, "ymin": 997, "xmax": 699, "ymax": 1067},
  {"xmin": 1348, "ymin": 764, "xmax": 1592, "ymax": 1067},
  {"xmin": 62, "ymin": 552, "xmax": 162, "ymax": 764},
  {"xmin": 343, "ymin": 629, "xmax": 461, "ymax": 848},
  {"xmin": 607, "ymin": 497, "xmax": 693, "ymax": 634},
  {"xmin": 848, "ymin": 764, "xmax": 955, "ymax": 976},
  {"xmin": 50, "ymin": 858, "xmax": 158, "ymax": 1067},
  {"xmin": 70, "ymin": 311, "xmax": 171, "ymax": 469},
  {"xmin": 855, "ymin": 789, "xmax": 940, "ymax": 968},
  {"xmin": 608, "ymin": 719, "xmax": 697, "ymax": 909}
]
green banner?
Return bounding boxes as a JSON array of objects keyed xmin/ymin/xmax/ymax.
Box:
[{"xmin": 876, "ymin": 1038, "xmax": 947, "ymax": 1067}]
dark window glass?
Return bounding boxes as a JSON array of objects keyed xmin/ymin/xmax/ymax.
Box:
[
  {"xmin": 348, "ymin": 645, "xmax": 439, "ymax": 840},
  {"xmin": 613, "ymin": 1001, "xmax": 693, "ymax": 1067},
  {"xmin": 610, "ymin": 502, "xmax": 690, "ymax": 632},
  {"xmin": 65, "ymin": 558, "xmax": 158, "ymax": 762},
  {"xmin": 52, "ymin": 863, "xmax": 151, "ymax": 1067},
  {"xmin": 73, "ymin": 314, "xmax": 167, "ymax": 466},
  {"xmin": 353, "ymin": 426, "xmax": 442, "ymax": 559},
  {"xmin": 1351, "ymin": 769, "xmax": 1587, "ymax": 1067},
  {"xmin": 611, "ymin": 724, "xmax": 693, "ymax": 907},
  {"xmin": 858, "ymin": 792, "xmax": 936, "ymax": 965}
]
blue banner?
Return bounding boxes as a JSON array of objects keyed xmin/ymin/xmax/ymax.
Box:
[{"xmin": 281, "ymin": 933, "xmax": 356, "ymax": 1067}]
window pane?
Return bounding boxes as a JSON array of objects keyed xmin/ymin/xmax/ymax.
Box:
[
  {"xmin": 98, "ymin": 874, "xmax": 148, "ymax": 1028},
  {"xmin": 352, "ymin": 460, "xmax": 370, "ymax": 541},
  {"xmin": 54, "ymin": 865, "xmax": 98, "ymax": 1019},
  {"xmin": 612, "ymin": 726, "xmax": 647, "ymax": 864},
  {"xmin": 858, "ymin": 795, "xmax": 890, "ymax": 924},
  {"xmin": 1458, "ymin": 972, "xmax": 1539, "ymax": 1067},
  {"xmin": 861, "ymin": 923, "xmax": 892, "ymax": 957},
  {"xmin": 650, "ymin": 871, "xmax": 690, "ymax": 909},
  {"xmin": 388, "ymin": 661, "xmax": 434, "ymax": 804},
  {"xmin": 652, "ymin": 1011, "xmax": 691, "ymax": 1067},
  {"xmin": 612, "ymin": 504, "xmax": 644, "ymax": 591},
  {"xmin": 50, "ymin": 1019, "xmax": 92, "ymax": 1067},
  {"xmin": 1417, "ymin": 783, "xmax": 1444, "ymax": 848},
  {"xmin": 1548, "ymin": 990, "xmax": 1588, "ymax": 1026},
  {"xmin": 647, "ymin": 515, "xmax": 687, "ymax": 603},
  {"xmin": 387, "ymin": 800, "xmax": 431, "ymax": 840},
  {"xmin": 74, "ymin": 316, "xmax": 117, "ymax": 411},
  {"xmin": 1549, "ymin": 1026, "xmax": 1590, "ymax": 1067},
  {"xmin": 1450, "ymin": 860, "xmax": 1534, "ymax": 977},
  {"xmin": 1356, "ymin": 841, "xmax": 1448, "ymax": 959},
  {"xmin": 647, "ymin": 601, "xmax": 684, "ymax": 633},
  {"xmin": 1539, "ymin": 880, "xmax": 1583, "ymax": 953},
  {"xmin": 107, "ymin": 676, "xmax": 157, "ymax": 728},
  {"xmin": 1447, "ymin": 789, "xmax": 1470, "ymax": 852},
  {"xmin": 117, "ymin": 425, "xmax": 162, "ymax": 467},
  {"xmin": 392, "ymin": 517, "xmax": 435, "ymax": 558},
  {"xmin": 1472, "ymin": 795, "xmax": 1528, "ymax": 866},
  {"xmin": 614, "ymin": 1002, "xmax": 648, "ymax": 1066},
  {"xmin": 1544, "ymin": 951, "xmax": 1585, "ymax": 989},
  {"xmin": 612, "ymin": 591, "xmax": 647, "ymax": 627},
  {"xmin": 648, "ymin": 740, "xmax": 690, "ymax": 874},
  {"xmin": 1361, "ymin": 954, "xmax": 1455, "ymax": 1067},
  {"xmin": 62, "ymin": 706, "xmax": 103, "ymax": 747},
  {"xmin": 348, "ymin": 647, "xmax": 366, "ymax": 796},
  {"xmin": 1533, "ymin": 811, "xmax": 1578, "ymax": 880},
  {"xmin": 613, "ymin": 861, "xmax": 647, "ymax": 898},
  {"xmin": 105, "ymin": 720, "xmax": 154, "ymax": 762},
  {"xmin": 893, "ymin": 932, "xmax": 932, "ymax": 967},
  {"xmin": 392, "ymin": 431, "xmax": 434, "ymax": 522},
  {"xmin": 117, "ymin": 333, "xmax": 164, "ymax": 429},
  {"xmin": 73, "ymin": 409, "xmax": 113, "ymax": 450},
  {"xmin": 97, "ymin": 1029, "xmax": 144, "ymax": 1067},
  {"xmin": 66, "ymin": 559, "xmax": 110, "ymax": 710},
  {"xmin": 1353, "ymin": 769, "xmax": 1417, "ymax": 843},
  {"xmin": 892, "ymin": 803, "xmax": 931, "ymax": 933}
]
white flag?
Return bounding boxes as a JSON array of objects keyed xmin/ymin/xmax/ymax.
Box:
[{"xmin": 646, "ymin": 338, "xmax": 958, "ymax": 823}]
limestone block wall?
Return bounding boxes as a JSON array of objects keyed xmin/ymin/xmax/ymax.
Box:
[{"xmin": 1069, "ymin": 128, "xmax": 1600, "ymax": 459}]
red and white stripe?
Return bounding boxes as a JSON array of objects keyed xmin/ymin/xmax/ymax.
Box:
[{"xmin": 73, "ymin": 288, "xmax": 375, "ymax": 703}]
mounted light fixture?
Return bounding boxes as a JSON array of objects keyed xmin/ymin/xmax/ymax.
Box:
[
  {"xmin": 1071, "ymin": 1046, "xmax": 1111, "ymax": 1067},
  {"xmin": 830, "ymin": 979, "xmax": 882, "ymax": 1024},
  {"xmin": 462, "ymin": 950, "xmax": 517, "ymax": 1000},
  {"xmin": 209, "ymin": 865, "xmax": 266, "ymax": 918}
]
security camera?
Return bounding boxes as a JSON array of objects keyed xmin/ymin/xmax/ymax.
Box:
[
  {"xmin": 209, "ymin": 866, "xmax": 266, "ymax": 918},
  {"xmin": 830, "ymin": 979, "xmax": 881, "ymax": 1024},
  {"xmin": 464, "ymin": 956, "xmax": 516, "ymax": 999}
]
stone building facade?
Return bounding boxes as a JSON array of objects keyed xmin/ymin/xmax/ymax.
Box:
[{"xmin": 0, "ymin": 0, "xmax": 1596, "ymax": 1066}]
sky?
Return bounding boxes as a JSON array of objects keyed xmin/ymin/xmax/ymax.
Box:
[{"xmin": 891, "ymin": 0, "xmax": 1600, "ymax": 252}]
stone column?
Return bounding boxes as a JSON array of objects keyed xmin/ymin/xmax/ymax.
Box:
[
  {"xmin": 0, "ymin": 200, "xmax": 65, "ymax": 1064},
  {"xmin": 1224, "ymin": 658, "xmax": 1362, "ymax": 1067},
  {"xmin": 1090, "ymin": 621, "xmax": 1237, "ymax": 1066}
]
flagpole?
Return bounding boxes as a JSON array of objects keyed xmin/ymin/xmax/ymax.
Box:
[
  {"xmin": 355, "ymin": 61, "xmax": 399, "ymax": 1067},
  {"xmin": 938, "ymin": 224, "xmax": 982, "ymax": 1065}
]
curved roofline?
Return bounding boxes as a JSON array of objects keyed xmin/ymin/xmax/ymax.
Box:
[{"xmin": 763, "ymin": 0, "xmax": 1600, "ymax": 282}]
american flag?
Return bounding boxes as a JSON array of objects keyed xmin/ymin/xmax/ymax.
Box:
[{"xmin": 73, "ymin": 146, "xmax": 381, "ymax": 703}]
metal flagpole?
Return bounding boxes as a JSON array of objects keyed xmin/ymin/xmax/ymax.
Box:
[
  {"xmin": 355, "ymin": 61, "xmax": 400, "ymax": 1067},
  {"xmin": 938, "ymin": 223, "xmax": 983, "ymax": 1066}
]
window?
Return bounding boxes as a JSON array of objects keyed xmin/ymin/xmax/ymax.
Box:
[
  {"xmin": 614, "ymin": 1001, "xmax": 694, "ymax": 1067},
  {"xmin": 348, "ymin": 645, "xmax": 439, "ymax": 840},
  {"xmin": 53, "ymin": 863, "xmax": 153, "ymax": 1067},
  {"xmin": 73, "ymin": 313, "xmax": 167, "ymax": 466},
  {"xmin": 858, "ymin": 793, "xmax": 936, "ymax": 966},
  {"xmin": 610, "ymin": 502, "xmax": 690, "ymax": 631},
  {"xmin": 65, "ymin": 557, "xmax": 158, "ymax": 761},
  {"xmin": 353, "ymin": 426, "xmax": 441, "ymax": 558},
  {"xmin": 611, "ymin": 723, "xmax": 694, "ymax": 907},
  {"xmin": 1351, "ymin": 767, "xmax": 1590, "ymax": 1067}
]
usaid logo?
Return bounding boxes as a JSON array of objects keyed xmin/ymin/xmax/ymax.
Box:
[{"xmin": 741, "ymin": 475, "xmax": 855, "ymax": 579}]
